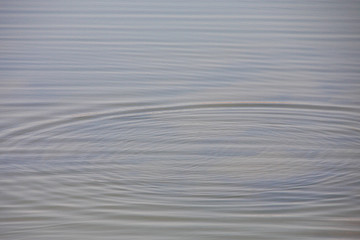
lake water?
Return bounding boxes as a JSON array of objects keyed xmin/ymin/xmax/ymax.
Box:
[{"xmin": 1, "ymin": 0, "xmax": 360, "ymax": 239}]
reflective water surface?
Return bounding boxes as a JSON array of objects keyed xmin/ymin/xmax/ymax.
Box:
[{"xmin": 1, "ymin": 0, "xmax": 360, "ymax": 239}]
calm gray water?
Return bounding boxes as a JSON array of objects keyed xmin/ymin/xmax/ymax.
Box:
[{"xmin": 1, "ymin": 0, "xmax": 360, "ymax": 239}]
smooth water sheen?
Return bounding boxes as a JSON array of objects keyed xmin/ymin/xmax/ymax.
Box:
[{"xmin": 1, "ymin": 0, "xmax": 360, "ymax": 239}]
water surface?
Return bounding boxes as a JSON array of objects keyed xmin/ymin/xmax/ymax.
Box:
[{"xmin": 1, "ymin": 0, "xmax": 360, "ymax": 239}]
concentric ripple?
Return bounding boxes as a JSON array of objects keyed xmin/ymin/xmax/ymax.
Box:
[{"xmin": 1, "ymin": 102, "xmax": 360, "ymax": 239}]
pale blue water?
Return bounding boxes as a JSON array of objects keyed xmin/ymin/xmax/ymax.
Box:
[{"xmin": 1, "ymin": 0, "xmax": 360, "ymax": 239}]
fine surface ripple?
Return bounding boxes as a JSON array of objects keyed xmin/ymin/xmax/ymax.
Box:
[{"xmin": 1, "ymin": 0, "xmax": 360, "ymax": 239}]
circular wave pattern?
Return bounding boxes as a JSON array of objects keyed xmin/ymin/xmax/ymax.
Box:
[{"xmin": 1, "ymin": 102, "xmax": 360, "ymax": 239}]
